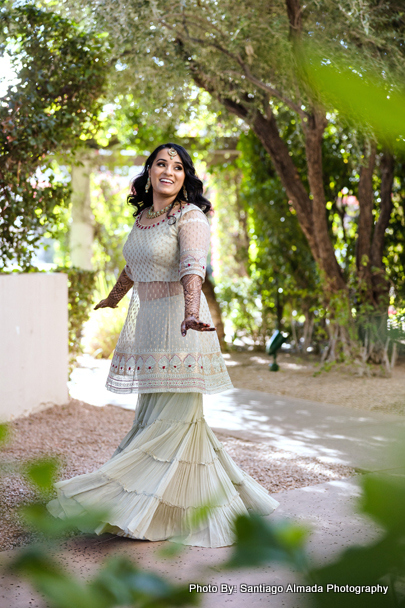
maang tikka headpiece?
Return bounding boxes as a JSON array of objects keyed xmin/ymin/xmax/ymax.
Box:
[{"xmin": 167, "ymin": 147, "xmax": 178, "ymax": 159}]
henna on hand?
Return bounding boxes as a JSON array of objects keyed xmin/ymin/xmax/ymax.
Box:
[
  {"xmin": 181, "ymin": 274, "xmax": 202, "ymax": 319},
  {"xmin": 108, "ymin": 267, "xmax": 134, "ymax": 306},
  {"xmin": 180, "ymin": 274, "xmax": 216, "ymax": 335},
  {"xmin": 94, "ymin": 267, "xmax": 134, "ymax": 310}
]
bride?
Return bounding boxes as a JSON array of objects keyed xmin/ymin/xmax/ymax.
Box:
[{"xmin": 46, "ymin": 142, "xmax": 279, "ymax": 547}]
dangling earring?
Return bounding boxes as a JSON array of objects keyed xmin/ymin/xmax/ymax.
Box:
[
  {"xmin": 145, "ymin": 175, "xmax": 151, "ymax": 193},
  {"xmin": 183, "ymin": 185, "xmax": 188, "ymax": 201}
]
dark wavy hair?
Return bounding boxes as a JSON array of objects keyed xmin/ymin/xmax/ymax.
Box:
[{"xmin": 127, "ymin": 143, "xmax": 212, "ymax": 219}]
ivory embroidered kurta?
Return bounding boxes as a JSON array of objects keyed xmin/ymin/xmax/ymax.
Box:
[{"xmin": 105, "ymin": 202, "xmax": 233, "ymax": 394}]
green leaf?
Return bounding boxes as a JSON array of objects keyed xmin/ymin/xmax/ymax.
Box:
[
  {"xmin": 92, "ymin": 556, "xmax": 199, "ymax": 606},
  {"xmin": 0, "ymin": 423, "xmax": 11, "ymax": 446},
  {"xmin": 299, "ymin": 46, "xmax": 405, "ymax": 149},
  {"xmin": 223, "ymin": 514, "xmax": 310, "ymax": 570},
  {"xmin": 10, "ymin": 546, "xmax": 110, "ymax": 608},
  {"xmin": 18, "ymin": 501, "xmax": 112, "ymax": 537},
  {"xmin": 359, "ymin": 474, "xmax": 405, "ymax": 533},
  {"xmin": 22, "ymin": 456, "xmax": 60, "ymax": 492},
  {"xmin": 309, "ymin": 539, "xmax": 401, "ymax": 607}
]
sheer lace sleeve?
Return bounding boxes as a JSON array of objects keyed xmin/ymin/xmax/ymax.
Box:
[{"xmin": 178, "ymin": 208, "xmax": 210, "ymax": 282}]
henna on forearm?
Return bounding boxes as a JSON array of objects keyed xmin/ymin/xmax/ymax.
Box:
[
  {"xmin": 108, "ymin": 268, "xmax": 134, "ymax": 306},
  {"xmin": 180, "ymin": 274, "xmax": 202, "ymax": 319}
]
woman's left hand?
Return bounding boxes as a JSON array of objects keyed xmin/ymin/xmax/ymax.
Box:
[{"xmin": 181, "ymin": 316, "xmax": 216, "ymax": 337}]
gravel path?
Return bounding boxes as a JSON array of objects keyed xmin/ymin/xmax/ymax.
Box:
[
  {"xmin": 225, "ymin": 352, "xmax": 405, "ymax": 414},
  {"xmin": 1, "ymin": 399, "xmax": 355, "ymax": 552}
]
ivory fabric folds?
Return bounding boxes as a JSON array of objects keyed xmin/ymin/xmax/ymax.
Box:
[{"xmin": 46, "ymin": 203, "xmax": 280, "ymax": 547}]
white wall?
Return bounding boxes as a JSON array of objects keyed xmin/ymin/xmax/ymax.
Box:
[{"xmin": 0, "ymin": 273, "xmax": 69, "ymax": 421}]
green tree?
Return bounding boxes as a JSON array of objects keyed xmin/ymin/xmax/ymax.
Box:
[
  {"xmin": 63, "ymin": 0, "xmax": 405, "ymax": 358},
  {"xmin": 212, "ymin": 110, "xmax": 405, "ymax": 359},
  {"xmin": 0, "ymin": 3, "xmax": 107, "ymax": 269}
]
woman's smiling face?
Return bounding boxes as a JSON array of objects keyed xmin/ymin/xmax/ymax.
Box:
[{"xmin": 149, "ymin": 148, "xmax": 185, "ymax": 198}]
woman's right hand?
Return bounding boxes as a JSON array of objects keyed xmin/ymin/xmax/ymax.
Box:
[{"xmin": 94, "ymin": 297, "xmax": 118, "ymax": 310}]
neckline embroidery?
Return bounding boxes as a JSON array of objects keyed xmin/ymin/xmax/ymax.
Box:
[{"xmin": 135, "ymin": 203, "xmax": 191, "ymax": 230}]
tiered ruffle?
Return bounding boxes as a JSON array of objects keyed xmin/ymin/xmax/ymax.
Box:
[{"xmin": 46, "ymin": 392, "xmax": 279, "ymax": 547}]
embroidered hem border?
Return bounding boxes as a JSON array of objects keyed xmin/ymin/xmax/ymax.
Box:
[
  {"xmin": 106, "ymin": 350, "xmax": 233, "ymax": 395},
  {"xmin": 105, "ymin": 374, "xmax": 234, "ymax": 395}
]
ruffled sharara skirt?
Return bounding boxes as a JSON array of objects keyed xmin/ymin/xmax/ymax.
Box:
[{"xmin": 46, "ymin": 392, "xmax": 280, "ymax": 547}]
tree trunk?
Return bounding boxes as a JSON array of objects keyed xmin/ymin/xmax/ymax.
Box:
[
  {"xmin": 275, "ymin": 289, "xmax": 283, "ymax": 330},
  {"xmin": 303, "ymin": 309, "xmax": 314, "ymax": 351},
  {"xmin": 370, "ymin": 150, "xmax": 395, "ymax": 304},
  {"xmin": 304, "ymin": 110, "xmax": 347, "ymax": 292},
  {"xmin": 70, "ymin": 152, "xmax": 95, "ymax": 270},
  {"xmin": 190, "ymin": 54, "xmax": 346, "ymax": 295},
  {"xmin": 356, "ymin": 141, "xmax": 377, "ymax": 302},
  {"xmin": 234, "ymin": 175, "xmax": 250, "ymax": 277},
  {"xmin": 251, "ymin": 109, "xmax": 346, "ymax": 292},
  {"xmin": 173, "ymin": 0, "xmax": 397, "ymax": 366},
  {"xmin": 251, "ymin": 110, "xmax": 319, "ymax": 260},
  {"xmin": 291, "ymin": 315, "xmax": 298, "ymax": 349},
  {"xmin": 202, "ymin": 274, "xmax": 226, "ymax": 349}
]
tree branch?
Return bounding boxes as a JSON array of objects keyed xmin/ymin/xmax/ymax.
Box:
[
  {"xmin": 185, "ymin": 46, "xmax": 317, "ymax": 256},
  {"xmin": 175, "ymin": 32, "xmax": 346, "ymax": 291},
  {"xmin": 285, "ymin": 0, "xmax": 303, "ymax": 39},
  {"xmin": 250, "ymin": 110, "xmax": 322, "ymax": 259},
  {"xmin": 175, "ymin": 37, "xmax": 252, "ymax": 120},
  {"xmin": 162, "ymin": 18, "xmax": 307, "ymax": 119}
]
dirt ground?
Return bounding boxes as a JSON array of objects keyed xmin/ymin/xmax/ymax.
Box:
[
  {"xmin": 224, "ymin": 351, "xmax": 405, "ymax": 415},
  {"xmin": 0, "ymin": 399, "xmax": 355, "ymax": 552}
]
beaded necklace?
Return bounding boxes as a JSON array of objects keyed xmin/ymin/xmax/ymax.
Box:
[
  {"xmin": 146, "ymin": 201, "xmax": 180, "ymax": 219},
  {"xmin": 135, "ymin": 203, "xmax": 191, "ymax": 229}
]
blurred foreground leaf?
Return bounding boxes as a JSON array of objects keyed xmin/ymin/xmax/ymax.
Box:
[
  {"xmin": 8, "ymin": 545, "xmax": 199, "ymax": 608},
  {"xmin": 309, "ymin": 540, "xmax": 398, "ymax": 608},
  {"xmin": 156, "ymin": 539, "xmax": 185, "ymax": 559},
  {"xmin": 9, "ymin": 545, "xmax": 119, "ymax": 608},
  {"xmin": 0, "ymin": 423, "xmax": 11, "ymax": 445},
  {"xmin": 359, "ymin": 474, "xmax": 405, "ymax": 533},
  {"xmin": 18, "ymin": 502, "xmax": 112, "ymax": 538},
  {"xmin": 223, "ymin": 513, "xmax": 311, "ymax": 571},
  {"xmin": 22, "ymin": 457, "xmax": 61, "ymax": 492},
  {"xmin": 90, "ymin": 556, "xmax": 199, "ymax": 607},
  {"xmin": 299, "ymin": 47, "xmax": 405, "ymax": 149}
]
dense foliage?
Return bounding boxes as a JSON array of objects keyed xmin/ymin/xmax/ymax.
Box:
[
  {"xmin": 212, "ymin": 119, "xmax": 405, "ymax": 358},
  {"xmin": 57, "ymin": 0, "xmax": 405, "ymax": 361},
  {"xmin": 0, "ymin": 3, "xmax": 107, "ymax": 269},
  {"xmin": 212, "ymin": 127, "xmax": 320, "ymax": 348},
  {"xmin": 2, "ymin": 0, "xmax": 404, "ymax": 363},
  {"xmin": 55, "ymin": 267, "xmax": 97, "ymax": 362}
]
